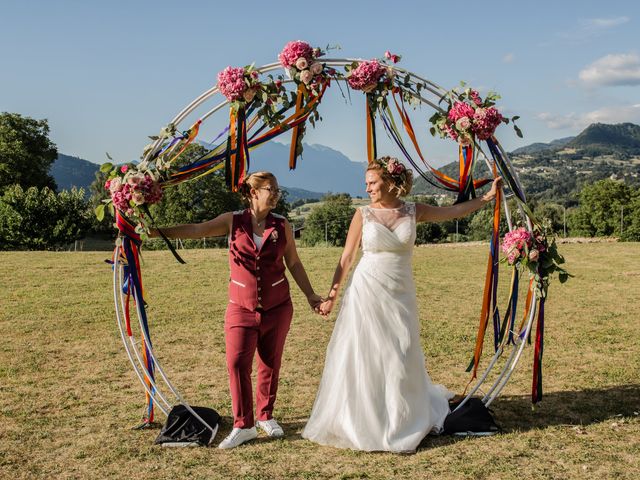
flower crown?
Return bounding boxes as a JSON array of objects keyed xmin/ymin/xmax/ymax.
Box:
[{"xmin": 373, "ymin": 157, "xmax": 411, "ymax": 196}]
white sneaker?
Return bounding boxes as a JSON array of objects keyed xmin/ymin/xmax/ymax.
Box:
[
  {"xmin": 256, "ymin": 418, "xmax": 284, "ymax": 437},
  {"xmin": 217, "ymin": 427, "xmax": 257, "ymax": 449}
]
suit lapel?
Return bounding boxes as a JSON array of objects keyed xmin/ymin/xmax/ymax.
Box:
[
  {"xmin": 259, "ymin": 213, "xmax": 276, "ymax": 253},
  {"xmin": 240, "ymin": 209, "xmax": 257, "ymax": 250}
]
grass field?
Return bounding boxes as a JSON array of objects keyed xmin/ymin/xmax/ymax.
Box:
[{"xmin": 1, "ymin": 242, "xmax": 639, "ymax": 479}]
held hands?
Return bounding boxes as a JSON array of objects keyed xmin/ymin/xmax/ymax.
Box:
[
  {"xmin": 482, "ymin": 177, "xmax": 504, "ymax": 203},
  {"xmin": 318, "ymin": 298, "xmax": 335, "ymax": 317}
]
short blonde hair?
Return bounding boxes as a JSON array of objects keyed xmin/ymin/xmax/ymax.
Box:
[
  {"xmin": 366, "ymin": 156, "xmax": 413, "ymax": 197},
  {"xmin": 239, "ymin": 171, "xmax": 278, "ymax": 203}
]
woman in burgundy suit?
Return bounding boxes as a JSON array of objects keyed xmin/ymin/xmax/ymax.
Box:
[{"xmin": 150, "ymin": 171, "xmax": 322, "ymax": 449}]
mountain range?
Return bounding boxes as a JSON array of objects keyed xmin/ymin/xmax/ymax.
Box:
[{"xmin": 50, "ymin": 122, "xmax": 640, "ymax": 204}]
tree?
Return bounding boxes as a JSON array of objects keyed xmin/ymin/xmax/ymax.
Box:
[
  {"xmin": 0, "ymin": 185, "xmax": 92, "ymax": 250},
  {"xmin": 408, "ymin": 196, "xmax": 447, "ymax": 244},
  {"xmin": 532, "ymin": 203, "xmax": 566, "ymax": 235},
  {"xmin": 415, "ymin": 222, "xmax": 446, "ymax": 244},
  {"xmin": 302, "ymin": 193, "xmax": 355, "ymax": 246},
  {"xmin": 620, "ymin": 192, "xmax": 640, "ymax": 241},
  {"xmin": 0, "ymin": 113, "xmax": 58, "ymax": 192},
  {"xmin": 569, "ymin": 179, "xmax": 633, "ymax": 237}
]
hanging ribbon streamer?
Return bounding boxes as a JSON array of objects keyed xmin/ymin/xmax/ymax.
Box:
[
  {"xmin": 114, "ymin": 210, "xmax": 156, "ymax": 423},
  {"xmin": 224, "ymin": 106, "xmax": 250, "ymax": 191},
  {"xmin": 365, "ymin": 93, "xmax": 377, "ymax": 162},
  {"xmin": 166, "ymin": 83, "xmax": 328, "ymax": 188},
  {"xmin": 466, "ymin": 183, "xmax": 502, "ymax": 378},
  {"xmin": 289, "ymin": 83, "xmax": 307, "ymax": 170},
  {"xmin": 455, "ymin": 144, "xmax": 476, "ymax": 204}
]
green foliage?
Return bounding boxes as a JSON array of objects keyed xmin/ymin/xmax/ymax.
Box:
[
  {"xmin": 301, "ymin": 193, "xmax": 355, "ymax": 246},
  {"xmin": 0, "ymin": 185, "xmax": 92, "ymax": 250},
  {"xmin": 415, "ymin": 222, "xmax": 446, "ymax": 244},
  {"xmin": 0, "ymin": 112, "xmax": 58, "ymax": 192},
  {"xmin": 568, "ymin": 179, "xmax": 633, "ymax": 237},
  {"xmin": 531, "ymin": 202, "xmax": 566, "ymax": 235},
  {"xmin": 620, "ymin": 193, "xmax": 640, "ymax": 241}
]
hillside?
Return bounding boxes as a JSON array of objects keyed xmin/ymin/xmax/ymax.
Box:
[
  {"xmin": 413, "ymin": 122, "xmax": 640, "ymax": 204},
  {"xmin": 50, "ymin": 154, "xmax": 100, "ymax": 195}
]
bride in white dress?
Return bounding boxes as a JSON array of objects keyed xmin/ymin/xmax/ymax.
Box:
[{"xmin": 302, "ymin": 157, "xmax": 502, "ymax": 452}]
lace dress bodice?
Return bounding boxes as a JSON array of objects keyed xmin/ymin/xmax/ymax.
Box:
[{"xmin": 360, "ymin": 202, "xmax": 416, "ymax": 257}]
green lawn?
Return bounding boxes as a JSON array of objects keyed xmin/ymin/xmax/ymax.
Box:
[{"xmin": 1, "ymin": 242, "xmax": 639, "ymax": 479}]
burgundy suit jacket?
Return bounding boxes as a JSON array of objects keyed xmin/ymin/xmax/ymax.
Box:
[{"xmin": 227, "ymin": 209, "xmax": 290, "ymax": 311}]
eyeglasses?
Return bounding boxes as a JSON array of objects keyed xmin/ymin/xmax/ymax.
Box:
[{"xmin": 259, "ymin": 186, "xmax": 282, "ymax": 196}]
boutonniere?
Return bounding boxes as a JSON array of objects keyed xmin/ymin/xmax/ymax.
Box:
[{"xmin": 270, "ymin": 230, "xmax": 278, "ymax": 242}]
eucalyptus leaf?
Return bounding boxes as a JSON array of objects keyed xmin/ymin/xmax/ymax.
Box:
[
  {"xmin": 100, "ymin": 162, "xmax": 113, "ymax": 173},
  {"xmin": 94, "ymin": 204, "xmax": 105, "ymax": 221}
]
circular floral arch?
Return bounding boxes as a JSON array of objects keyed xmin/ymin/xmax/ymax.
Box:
[{"xmin": 101, "ymin": 41, "xmax": 568, "ymax": 427}]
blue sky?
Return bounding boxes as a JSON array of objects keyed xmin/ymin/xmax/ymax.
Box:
[{"xmin": 1, "ymin": 0, "xmax": 639, "ymax": 169}]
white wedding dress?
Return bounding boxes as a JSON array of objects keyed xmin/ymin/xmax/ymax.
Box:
[{"xmin": 302, "ymin": 202, "xmax": 453, "ymax": 452}]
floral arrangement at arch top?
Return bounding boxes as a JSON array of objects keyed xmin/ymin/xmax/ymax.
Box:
[
  {"xmin": 345, "ymin": 51, "xmax": 402, "ymax": 94},
  {"xmin": 216, "ymin": 64, "xmax": 287, "ymax": 127},
  {"xmin": 429, "ymin": 83, "xmax": 522, "ymax": 146},
  {"xmin": 501, "ymin": 225, "xmax": 570, "ymax": 297},
  {"xmin": 278, "ymin": 40, "xmax": 333, "ymax": 95}
]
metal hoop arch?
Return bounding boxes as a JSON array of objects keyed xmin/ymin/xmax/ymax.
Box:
[{"xmin": 119, "ymin": 58, "xmax": 536, "ymax": 419}]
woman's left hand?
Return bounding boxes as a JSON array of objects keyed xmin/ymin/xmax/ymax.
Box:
[{"xmin": 483, "ymin": 177, "xmax": 504, "ymax": 202}]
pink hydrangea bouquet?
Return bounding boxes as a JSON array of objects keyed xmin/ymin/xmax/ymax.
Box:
[
  {"xmin": 217, "ymin": 65, "xmax": 261, "ymax": 103},
  {"xmin": 501, "ymin": 225, "xmax": 569, "ymax": 297},
  {"xmin": 430, "ymin": 83, "xmax": 522, "ymax": 146},
  {"xmin": 347, "ymin": 59, "xmax": 388, "ymax": 93},
  {"xmin": 216, "ymin": 64, "xmax": 287, "ymax": 127},
  {"xmin": 278, "ymin": 40, "xmax": 330, "ymax": 94}
]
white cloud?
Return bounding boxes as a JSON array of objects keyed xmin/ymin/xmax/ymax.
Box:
[
  {"xmin": 553, "ymin": 16, "xmax": 630, "ymax": 45},
  {"xmin": 579, "ymin": 53, "xmax": 640, "ymax": 87},
  {"xmin": 580, "ymin": 16, "xmax": 630, "ymax": 29},
  {"xmin": 537, "ymin": 104, "xmax": 640, "ymax": 130},
  {"xmin": 502, "ymin": 53, "xmax": 515, "ymax": 64}
]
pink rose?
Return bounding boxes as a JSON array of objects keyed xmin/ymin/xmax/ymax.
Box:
[
  {"xmin": 120, "ymin": 165, "xmax": 129, "ymax": 173},
  {"xmin": 295, "ymin": 57, "xmax": 308, "ymax": 70},
  {"xmin": 310, "ymin": 62, "xmax": 323, "ymax": 75},
  {"xmin": 384, "ymin": 50, "xmax": 401, "ymax": 63},
  {"xmin": 243, "ymin": 88, "xmax": 257, "ymax": 103},
  {"xmin": 104, "ymin": 180, "xmax": 111, "ymax": 190},
  {"xmin": 299, "ymin": 70, "xmax": 313, "ymax": 84},
  {"xmin": 470, "ymin": 90, "xmax": 482, "ymax": 106}
]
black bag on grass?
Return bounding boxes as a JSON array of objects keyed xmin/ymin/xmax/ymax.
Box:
[
  {"xmin": 154, "ymin": 404, "xmax": 220, "ymax": 447},
  {"xmin": 443, "ymin": 397, "xmax": 500, "ymax": 436}
]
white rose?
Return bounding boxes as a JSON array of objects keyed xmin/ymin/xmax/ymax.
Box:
[
  {"xmin": 310, "ymin": 62, "xmax": 323, "ymax": 75},
  {"xmin": 299, "ymin": 70, "xmax": 313, "ymax": 84},
  {"xmin": 295, "ymin": 57, "xmax": 308, "ymax": 70},
  {"xmin": 109, "ymin": 177, "xmax": 122, "ymax": 193}
]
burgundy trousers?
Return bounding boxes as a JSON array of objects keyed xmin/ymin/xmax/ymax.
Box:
[{"xmin": 224, "ymin": 299, "xmax": 293, "ymax": 428}]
